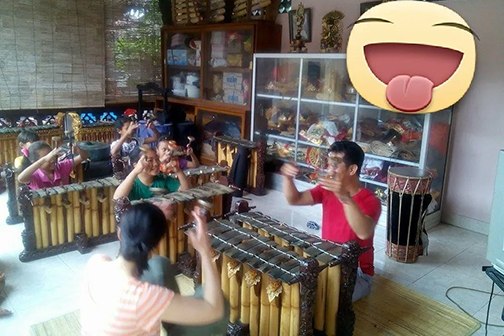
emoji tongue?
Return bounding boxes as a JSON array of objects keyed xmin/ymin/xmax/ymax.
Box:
[{"xmin": 386, "ymin": 75, "xmax": 434, "ymax": 112}]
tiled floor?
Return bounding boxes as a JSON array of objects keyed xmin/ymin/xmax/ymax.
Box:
[{"xmin": 1, "ymin": 189, "xmax": 504, "ymax": 336}]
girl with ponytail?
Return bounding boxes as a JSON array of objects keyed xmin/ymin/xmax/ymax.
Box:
[{"xmin": 81, "ymin": 202, "xmax": 225, "ymax": 336}]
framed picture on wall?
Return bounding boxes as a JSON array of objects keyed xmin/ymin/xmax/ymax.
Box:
[
  {"xmin": 360, "ymin": 1, "xmax": 383, "ymax": 15},
  {"xmin": 288, "ymin": 8, "xmax": 312, "ymax": 43}
]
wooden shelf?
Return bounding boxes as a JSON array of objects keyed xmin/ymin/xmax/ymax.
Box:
[
  {"xmin": 167, "ymin": 96, "xmax": 248, "ymax": 114},
  {"xmin": 209, "ymin": 67, "xmax": 251, "ymax": 73},
  {"xmin": 168, "ymin": 65, "xmax": 201, "ymax": 72}
]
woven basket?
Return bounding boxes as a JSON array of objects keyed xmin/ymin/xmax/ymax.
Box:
[
  {"xmin": 172, "ymin": 0, "xmax": 208, "ymax": 25},
  {"xmin": 231, "ymin": 0, "xmax": 280, "ymax": 22}
]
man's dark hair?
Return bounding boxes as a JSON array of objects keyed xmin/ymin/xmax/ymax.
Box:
[
  {"xmin": 329, "ymin": 140, "xmax": 365, "ymax": 175},
  {"xmin": 17, "ymin": 129, "xmax": 40, "ymax": 145},
  {"xmin": 114, "ymin": 116, "xmax": 131, "ymax": 131}
]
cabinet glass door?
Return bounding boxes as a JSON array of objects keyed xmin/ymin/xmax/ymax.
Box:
[
  {"xmin": 356, "ymin": 104, "xmax": 425, "ymax": 165},
  {"xmin": 164, "ymin": 31, "xmax": 202, "ymax": 99},
  {"xmin": 252, "ymin": 57, "xmax": 301, "ymax": 162},
  {"xmin": 203, "ymin": 29, "xmax": 254, "ymax": 106},
  {"xmin": 300, "ymin": 58, "xmax": 355, "ymax": 104},
  {"xmin": 357, "ymin": 101, "xmax": 426, "ymax": 201},
  {"xmin": 298, "ymin": 57, "xmax": 354, "ymax": 168}
]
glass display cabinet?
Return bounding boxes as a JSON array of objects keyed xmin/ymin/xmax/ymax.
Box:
[{"xmin": 251, "ymin": 54, "xmax": 452, "ymax": 220}]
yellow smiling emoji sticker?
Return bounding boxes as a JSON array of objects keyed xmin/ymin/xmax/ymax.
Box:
[{"xmin": 347, "ymin": 1, "xmax": 477, "ymax": 113}]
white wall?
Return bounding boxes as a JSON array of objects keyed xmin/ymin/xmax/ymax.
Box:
[
  {"xmin": 276, "ymin": 0, "xmax": 504, "ymax": 234},
  {"xmin": 438, "ymin": 0, "xmax": 504, "ymax": 234}
]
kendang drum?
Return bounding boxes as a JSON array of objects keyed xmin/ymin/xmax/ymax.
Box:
[{"xmin": 387, "ymin": 167, "xmax": 432, "ymax": 263}]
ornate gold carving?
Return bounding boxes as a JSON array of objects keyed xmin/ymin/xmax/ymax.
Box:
[
  {"xmin": 320, "ymin": 10, "xmax": 345, "ymax": 53},
  {"xmin": 56, "ymin": 112, "xmax": 82, "ymax": 141}
]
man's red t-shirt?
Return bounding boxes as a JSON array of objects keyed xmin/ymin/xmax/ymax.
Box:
[{"xmin": 310, "ymin": 185, "xmax": 381, "ymax": 275}]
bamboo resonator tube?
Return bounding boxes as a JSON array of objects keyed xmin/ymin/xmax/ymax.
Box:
[
  {"xmin": 19, "ymin": 177, "xmax": 120, "ymax": 260},
  {"xmin": 214, "ymin": 135, "xmax": 264, "ymax": 195}
]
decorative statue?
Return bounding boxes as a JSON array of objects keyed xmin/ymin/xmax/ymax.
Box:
[
  {"xmin": 295, "ymin": 3, "xmax": 305, "ymax": 37},
  {"xmin": 290, "ymin": 3, "xmax": 307, "ymax": 53},
  {"xmin": 320, "ymin": 10, "xmax": 345, "ymax": 53}
]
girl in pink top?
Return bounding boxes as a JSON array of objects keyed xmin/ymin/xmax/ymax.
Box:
[
  {"xmin": 80, "ymin": 202, "xmax": 225, "ymax": 336},
  {"xmin": 17, "ymin": 141, "xmax": 88, "ymax": 190}
]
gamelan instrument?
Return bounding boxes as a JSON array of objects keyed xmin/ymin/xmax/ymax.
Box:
[
  {"xmin": 165, "ymin": 164, "xmax": 228, "ymax": 187},
  {"xmin": 203, "ymin": 215, "xmax": 360, "ymax": 336},
  {"xmin": 228, "ymin": 211, "xmax": 360, "ymax": 336},
  {"xmin": 214, "ymin": 135, "xmax": 265, "ymax": 195},
  {"xmin": 118, "ymin": 182, "xmax": 234, "ymax": 270},
  {"xmin": 18, "ymin": 177, "xmax": 121, "ymax": 261}
]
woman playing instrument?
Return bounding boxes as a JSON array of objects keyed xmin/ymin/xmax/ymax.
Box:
[
  {"xmin": 113, "ymin": 147, "xmax": 190, "ymax": 201},
  {"xmin": 17, "ymin": 140, "xmax": 88, "ymax": 190},
  {"xmin": 80, "ymin": 202, "xmax": 225, "ymax": 335}
]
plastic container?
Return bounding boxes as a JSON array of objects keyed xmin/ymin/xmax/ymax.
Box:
[{"xmin": 186, "ymin": 85, "xmax": 200, "ymax": 98}]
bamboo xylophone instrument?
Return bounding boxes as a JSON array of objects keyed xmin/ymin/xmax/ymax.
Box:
[
  {"xmin": 18, "ymin": 176, "xmax": 121, "ymax": 262},
  {"xmin": 228, "ymin": 211, "xmax": 362, "ymax": 336},
  {"xmin": 115, "ymin": 182, "xmax": 234, "ymax": 276},
  {"xmin": 214, "ymin": 135, "xmax": 266, "ymax": 196},
  {"xmin": 206, "ymin": 218, "xmax": 319, "ymax": 336}
]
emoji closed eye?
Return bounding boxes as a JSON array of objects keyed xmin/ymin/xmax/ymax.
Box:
[
  {"xmin": 433, "ymin": 22, "xmax": 479, "ymax": 40},
  {"xmin": 353, "ymin": 17, "xmax": 392, "ymax": 25}
]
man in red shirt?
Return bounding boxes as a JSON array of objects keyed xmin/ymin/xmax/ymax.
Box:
[{"xmin": 281, "ymin": 140, "xmax": 381, "ymax": 301}]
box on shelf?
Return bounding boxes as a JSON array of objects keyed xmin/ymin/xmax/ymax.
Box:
[
  {"xmin": 211, "ymin": 44, "xmax": 225, "ymax": 58},
  {"xmin": 170, "ymin": 49, "xmax": 189, "ymax": 66},
  {"xmin": 223, "ymin": 89, "xmax": 245, "ymax": 105},
  {"xmin": 223, "ymin": 72, "xmax": 243, "ymax": 90},
  {"xmin": 166, "ymin": 49, "xmax": 173, "ymax": 65}
]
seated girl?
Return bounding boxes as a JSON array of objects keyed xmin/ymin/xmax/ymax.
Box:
[
  {"xmin": 17, "ymin": 141, "xmax": 88, "ymax": 190},
  {"xmin": 80, "ymin": 202, "xmax": 226, "ymax": 336},
  {"xmin": 113, "ymin": 147, "xmax": 190, "ymax": 201},
  {"xmin": 14, "ymin": 129, "xmax": 40, "ymax": 172},
  {"xmin": 157, "ymin": 138, "xmax": 199, "ymax": 174}
]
